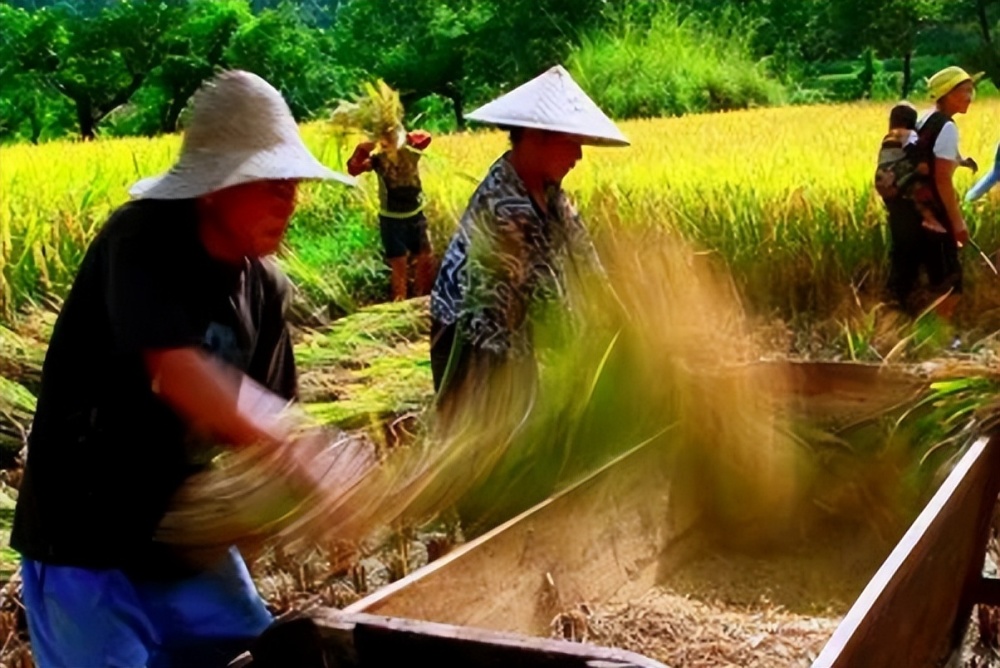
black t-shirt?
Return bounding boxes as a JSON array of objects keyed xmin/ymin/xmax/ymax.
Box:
[{"xmin": 10, "ymin": 198, "xmax": 297, "ymax": 571}]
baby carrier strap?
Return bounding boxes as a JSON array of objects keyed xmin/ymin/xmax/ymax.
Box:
[{"xmin": 916, "ymin": 111, "xmax": 950, "ymax": 156}]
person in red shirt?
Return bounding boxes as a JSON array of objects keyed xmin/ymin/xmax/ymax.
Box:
[{"xmin": 348, "ymin": 125, "xmax": 436, "ymax": 301}]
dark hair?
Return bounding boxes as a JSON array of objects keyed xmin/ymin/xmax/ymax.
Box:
[
  {"xmin": 889, "ymin": 103, "xmax": 918, "ymax": 130},
  {"xmin": 502, "ymin": 126, "xmax": 525, "ymax": 145}
]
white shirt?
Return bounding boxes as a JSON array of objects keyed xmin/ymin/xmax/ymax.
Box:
[{"xmin": 917, "ymin": 112, "xmax": 960, "ymax": 162}]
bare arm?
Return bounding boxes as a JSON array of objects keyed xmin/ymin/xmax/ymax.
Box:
[
  {"xmin": 935, "ymin": 159, "xmax": 969, "ymax": 245},
  {"xmin": 144, "ymin": 348, "xmax": 284, "ymax": 450}
]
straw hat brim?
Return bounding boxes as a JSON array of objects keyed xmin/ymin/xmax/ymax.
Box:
[
  {"xmin": 130, "ymin": 144, "xmax": 355, "ymax": 200},
  {"xmin": 480, "ymin": 116, "xmax": 630, "ymax": 147}
]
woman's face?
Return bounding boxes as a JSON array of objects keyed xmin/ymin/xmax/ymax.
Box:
[
  {"xmin": 941, "ymin": 81, "xmax": 974, "ymax": 115},
  {"xmin": 536, "ymin": 132, "xmax": 584, "ymax": 184}
]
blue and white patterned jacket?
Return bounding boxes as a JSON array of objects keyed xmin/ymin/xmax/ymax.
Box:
[{"xmin": 430, "ymin": 152, "xmax": 602, "ymax": 358}]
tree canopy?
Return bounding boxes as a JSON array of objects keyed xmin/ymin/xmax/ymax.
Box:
[{"xmin": 1, "ymin": 0, "xmax": 997, "ymax": 143}]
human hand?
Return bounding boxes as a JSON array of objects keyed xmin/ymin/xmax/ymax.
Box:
[
  {"xmin": 407, "ymin": 130, "xmax": 432, "ymax": 150},
  {"xmin": 347, "ymin": 143, "xmax": 376, "ymax": 175},
  {"xmin": 954, "ymin": 224, "xmax": 970, "ymax": 247},
  {"xmin": 961, "ymin": 157, "xmax": 979, "ymax": 173}
]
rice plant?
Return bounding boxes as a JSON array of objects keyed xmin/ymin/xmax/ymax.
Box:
[{"xmin": 1, "ymin": 100, "xmax": 997, "ymax": 328}]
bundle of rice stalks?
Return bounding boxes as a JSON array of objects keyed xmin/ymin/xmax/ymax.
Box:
[
  {"xmin": 155, "ymin": 413, "xmax": 382, "ymax": 570},
  {"xmin": 329, "ymin": 79, "xmax": 405, "ymax": 142},
  {"xmin": 897, "ymin": 372, "xmax": 1000, "ymax": 471},
  {"xmin": 0, "ymin": 377, "xmax": 34, "ymax": 465},
  {"xmin": 153, "ymin": 228, "xmax": 994, "ymax": 574},
  {"xmin": 0, "ymin": 325, "xmax": 45, "ymax": 393},
  {"xmin": 375, "ymin": 226, "xmax": 814, "ymax": 542},
  {"xmin": 378, "ymin": 226, "xmax": 984, "ymax": 547}
]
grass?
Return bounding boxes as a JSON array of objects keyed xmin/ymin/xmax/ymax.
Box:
[
  {"xmin": 1, "ymin": 100, "xmax": 997, "ymax": 330},
  {"xmin": 0, "ymin": 376, "xmax": 35, "ymax": 467},
  {"xmin": 0, "ymin": 505, "xmax": 16, "ymax": 581},
  {"xmin": 294, "ymin": 298, "xmax": 432, "ymax": 428}
]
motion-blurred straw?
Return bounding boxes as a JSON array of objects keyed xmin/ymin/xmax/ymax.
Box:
[{"xmin": 153, "ymin": 228, "xmax": 999, "ymax": 570}]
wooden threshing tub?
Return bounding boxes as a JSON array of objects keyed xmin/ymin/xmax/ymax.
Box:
[{"xmin": 250, "ymin": 362, "xmax": 1000, "ymax": 667}]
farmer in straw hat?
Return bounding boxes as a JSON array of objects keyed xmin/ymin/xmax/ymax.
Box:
[
  {"xmin": 429, "ymin": 65, "xmax": 628, "ymax": 404},
  {"xmin": 337, "ymin": 81, "xmax": 437, "ymax": 302},
  {"xmin": 886, "ymin": 66, "xmax": 981, "ymax": 321},
  {"xmin": 10, "ymin": 70, "xmax": 354, "ymax": 667}
]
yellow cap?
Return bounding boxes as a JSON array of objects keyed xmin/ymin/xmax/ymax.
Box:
[{"xmin": 926, "ymin": 66, "xmax": 985, "ymax": 101}]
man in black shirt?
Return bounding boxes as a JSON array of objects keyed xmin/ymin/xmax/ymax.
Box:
[{"xmin": 10, "ymin": 70, "xmax": 354, "ymax": 667}]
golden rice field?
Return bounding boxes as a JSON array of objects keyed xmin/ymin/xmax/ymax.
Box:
[{"xmin": 1, "ymin": 100, "xmax": 998, "ymax": 327}]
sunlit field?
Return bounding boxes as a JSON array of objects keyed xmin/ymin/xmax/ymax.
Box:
[{"xmin": 2, "ymin": 100, "xmax": 997, "ymax": 326}]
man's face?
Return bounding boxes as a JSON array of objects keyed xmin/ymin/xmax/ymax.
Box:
[
  {"xmin": 538, "ymin": 132, "xmax": 584, "ymax": 185},
  {"xmin": 206, "ymin": 179, "xmax": 299, "ymax": 258},
  {"xmin": 942, "ymin": 81, "xmax": 974, "ymax": 115}
]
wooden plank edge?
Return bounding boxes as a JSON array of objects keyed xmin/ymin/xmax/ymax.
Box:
[
  {"xmin": 230, "ymin": 608, "xmax": 667, "ymax": 667},
  {"xmin": 812, "ymin": 436, "xmax": 994, "ymax": 667},
  {"xmin": 344, "ymin": 432, "xmax": 672, "ymax": 615},
  {"xmin": 328, "ymin": 609, "xmax": 668, "ymax": 667}
]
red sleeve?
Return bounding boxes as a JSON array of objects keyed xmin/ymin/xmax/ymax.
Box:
[
  {"xmin": 347, "ymin": 142, "xmax": 375, "ymax": 176},
  {"xmin": 407, "ymin": 130, "xmax": 432, "ymax": 151}
]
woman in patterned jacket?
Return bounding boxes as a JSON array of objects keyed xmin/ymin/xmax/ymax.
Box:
[{"xmin": 429, "ymin": 65, "xmax": 629, "ymax": 403}]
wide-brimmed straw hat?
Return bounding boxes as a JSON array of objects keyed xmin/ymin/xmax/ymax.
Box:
[
  {"xmin": 130, "ymin": 70, "xmax": 355, "ymax": 200},
  {"xmin": 466, "ymin": 65, "xmax": 629, "ymax": 147},
  {"xmin": 926, "ymin": 66, "xmax": 984, "ymax": 101}
]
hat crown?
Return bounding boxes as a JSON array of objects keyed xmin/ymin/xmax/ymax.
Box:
[
  {"xmin": 466, "ymin": 64, "xmax": 629, "ymax": 147},
  {"xmin": 181, "ymin": 70, "xmax": 296, "ymax": 156},
  {"xmin": 926, "ymin": 65, "xmax": 981, "ymax": 100},
  {"xmin": 128, "ymin": 70, "xmax": 355, "ymax": 199}
]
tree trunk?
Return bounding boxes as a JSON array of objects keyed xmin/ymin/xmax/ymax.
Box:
[
  {"xmin": 75, "ymin": 98, "xmax": 96, "ymax": 141},
  {"xmin": 443, "ymin": 84, "xmax": 465, "ymax": 130},
  {"xmin": 28, "ymin": 110, "xmax": 42, "ymax": 144},
  {"xmin": 901, "ymin": 50, "xmax": 913, "ymax": 99},
  {"xmin": 976, "ymin": 0, "xmax": 993, "ymax": 45},
  {"xmin": 162, "ymin": 87, "xmax": 192, "ymax": 134}
]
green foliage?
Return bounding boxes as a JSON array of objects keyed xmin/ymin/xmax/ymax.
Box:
[
  {"xmin": 893, "ymin": 374, "xmax": 1000, "ymax": 482},
  {"xmin": 36, "ymin": 1, "xmax": 184, "ymax": 139},
  {"xmin": 1, "ymin": 0, "xmax": 997, "ymax": 143},
  {"xmin": 225, "ymin": 1, "xmax": 360, "ymax": 120},
  {"xmin": 147, "ymin": 0, "xmax": 253, "ymax": 134},
  {"xmin": 331, "ymin": 0, "xmax": 607, "ymax": 128},
  {"xmin": 280, "ymin": 188, "xmax": 388, "ymax": 314},
  {"xmin": 568, "ymin": 7, "xmax": 786, "ymax": 118},
  {"xmin": 331, "ymin": 0, "xmax": 495, "ymax": 127},
  {"xmin": 0, "ymin": 4, "xmax": 75, "ymax": 143}
]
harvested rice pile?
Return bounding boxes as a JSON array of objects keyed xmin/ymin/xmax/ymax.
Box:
[
  {"xmin": 553, "ymin": 523, "xmax": 888, "ymax": 667},
  {"xmin": 569, "ymin": 588, "xmax": 839, "ymax": 668}
]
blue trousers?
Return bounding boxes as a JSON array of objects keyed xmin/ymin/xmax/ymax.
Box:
[{"xmin": 20, "ymin": 547, "xmax": 272, "ymax": 668}]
